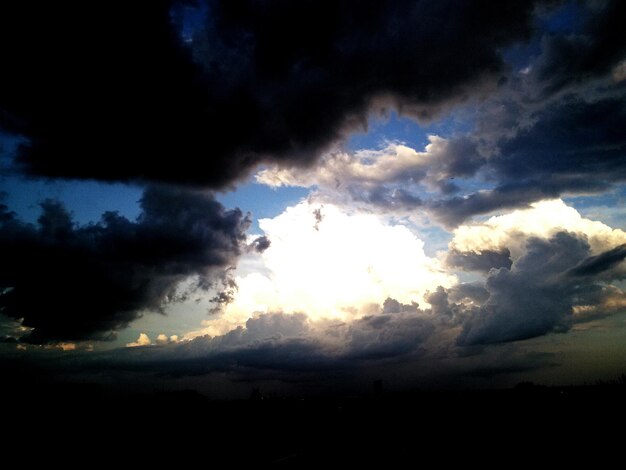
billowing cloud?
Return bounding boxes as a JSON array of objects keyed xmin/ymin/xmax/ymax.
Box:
[
  {"xmin": 170, "ymin": 313, "xmax": 328, "ymax": 373},
  {"xmin": 185, "ymin": 199, "xmax": 626, "ymax": 353},
  {"xmin": 170, "ymin": 307, "xmax": 443, "ymax": 375},
  {"xmin": 450, "ymin": 201, "xmax": 626, "ymax": 345},
  {"xmin": 457, "ymin": 232, "xmax": 626, "ymax": 345},
  {"xmin": 0, "ymin": 186, "xmax": 250, "ymax": 344},
  {"xmin": 188, "ymin": 200, "xmax": 455, "ymax": 338},
  {"xmin": 329, "ymin": 312, "xmax": 435, "ymax": 361},
  {"xmin": 0, "ymin": 0, "xmax": 560, "ymax": 188}
]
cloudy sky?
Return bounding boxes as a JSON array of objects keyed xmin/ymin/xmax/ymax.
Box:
[{"xmin": 1, "ymin": 0, "xmax": 626, "ymax": 397}]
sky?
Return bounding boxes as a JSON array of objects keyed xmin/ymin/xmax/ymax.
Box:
[{"xmin": 1, "ymin": 0, "xmax": 626, "ymax": 398}]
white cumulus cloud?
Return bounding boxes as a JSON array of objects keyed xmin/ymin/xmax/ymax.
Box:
[
  {"xmin": 451, "ymin": 199, "xmax": 626, "ymax": 260},
  {"xmin": 186, "ymin": 200, "xmax": 455, "ymax": 339},
  {"xmin": 126, "ymin": 332, "xmax": 152, "ymax": 348}
]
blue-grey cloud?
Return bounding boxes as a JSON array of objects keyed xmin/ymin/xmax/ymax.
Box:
[
  {"xmin": 447, "ymin": 248, "xmax": 512, "ymax": 273},
  {"xmin": 569, "ymin": 244, "xmax": 626, "ymax": 277},
  {"xmin": 425, "ymin": 1, "xmax": 626, "ymax": 224}
]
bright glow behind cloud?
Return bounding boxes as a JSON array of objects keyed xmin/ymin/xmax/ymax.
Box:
[{"xmin": 190, "ymin": 201, "xmax": 455, "ymax": 338}]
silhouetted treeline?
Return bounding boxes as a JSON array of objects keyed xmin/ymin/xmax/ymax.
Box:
[{"xmin": 2, "ymin": 377, "xmax": 625, "ymax": 465}]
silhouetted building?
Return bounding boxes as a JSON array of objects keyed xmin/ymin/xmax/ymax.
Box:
[{"xmin": 250, "ymin": 387, "xmax": 263, "ymax": 401}]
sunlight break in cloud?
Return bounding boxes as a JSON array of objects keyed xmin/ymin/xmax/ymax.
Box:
[{"xmin": 187, "ymin": 200, "xmax": 455, "ymax": 338}]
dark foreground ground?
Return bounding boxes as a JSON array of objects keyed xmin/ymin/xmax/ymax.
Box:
[{"xmin": 3, "ymin": 381, "xmax": 625, "ymax": 465}]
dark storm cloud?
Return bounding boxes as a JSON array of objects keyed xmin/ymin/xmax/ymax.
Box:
[
  {"xmin": 434, "ymin": 94, "xmax": 626, "ymax": 225},
  {"xmin": 422, "ymin": 136, "xmax": 486, "ymax": 195},
  {"xmin": 0, "ymin": 0, "xmax": 557, "ymax": 188},
  {"xmin": 250, "ymin": 236, "xmax": 271, "ymax": 253},
  {"xmin": 569, "ymin": 244, "xmax": 626, "ymax": 277},
  {"xmin": 457, "ymin": 232, "xmax": 626, "ymax": 346},
  {"xmin": 447, "ymin": 248, "xmax": 512, "ymax": 273},
  {"xmin": 129, "ymin": 313, "xmax": 335, "ymax": 376},
  {"xmin": 188, "ymin": 311, "xmax": 436, "ymax": 367},
  {"xmin": 382, "ymin": 298, "xmax": 418, "ymax": 314},
  {"xmin": 344, "ymin": 313, "xmax": 434, "ymax": 360},
  {"xmin": 424, "ymin": 100, "xmax": 626, "ymax": 226},
  {"xmin": 112, "ymin": 306, "xmax": 448, "ymax": 379},
  {"xmin": 0, "ymin": 323, "xmax": 558, "ymax": 397},
  {"xmin": 423, "ymin": 1, "xmax": 626, "ymax": 225},
  {"xmin": 495, "ymin": 97, "xmax": 626, "ymax": 187},
  {"xmin": 346, "ymin": 185, "xmax": 424, "ymax": 212},
  {"xmin": 98, "ymin": 294, "xmax": 548, "ymax": 381},
  {"xmin": 448, "ymin": 283, "xmax": 489, "ymax": 305},
  {"xmin": 534, "ymin": 0, "xmax": 626, "ymax": 96},
  {"xmin": 428, "ymin": 185, "xmax": 557, "ymax": 228},
  {"xmin": 0, "ymin": 186, "xmax": 250, "ymax": 343}
]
